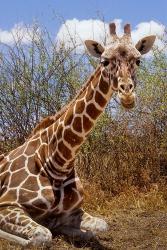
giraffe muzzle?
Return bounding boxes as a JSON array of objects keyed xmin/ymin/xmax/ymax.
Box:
[{"xmin": 117, "ymin": 79, "xmax": 136, "ymax": 109}]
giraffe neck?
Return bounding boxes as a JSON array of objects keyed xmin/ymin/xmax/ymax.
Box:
[{"xmin": 41, "ymin": 66, "xmax": 114, "ymax": 179}]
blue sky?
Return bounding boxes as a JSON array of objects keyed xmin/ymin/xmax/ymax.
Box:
[{"xmin": 0, "ymin": 0, "xmax": 166, "ymax": 35}]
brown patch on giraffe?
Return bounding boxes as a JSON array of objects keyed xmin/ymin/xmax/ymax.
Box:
[
  {"xmin": 0, "ymin": 154, "xmax": 4, "ymax": 161},
  {"xmin": 8, "ymin": 145, "xmax": 25, "ymax": 160},
  {"xmin": 58, "ymin": 141, "xmax": 72, "ymax": 160},
  {"xmin": 0, "ymin": 219, "xmax": 5, "ymax": 227},
  {"xmin": 75, "ymin": 100, "xmax": 85, "ymax": 114},
  {"xmin": 64, "ymin": 128, "xmax": 83, "ymax": 147},
  {"xmin": 72, "ymin": 116, "xmax": 82, "ymax": 133},
  {"xmin": 0, "ymin": 161, "xmax": 10, "ymax": 174},
  {"xmin": 63, "ymin": 181, "xmax": 84, "ymax": 210},
  {"xmin": 83, "ymin": 115, "xmax": 93, "ymax": 132},
  {"xmin": 64, "ymin": 108, "xmax": 74, "ymax": 126},
  {"xmin": 41, "ymin": 189, "xmax": 55, "ymax": 205},
  {"xmin": 50, "ymin": 135, "xmax": 57, "ymax": 150},
  {"xmin": 48, "ymin": 141, "xmax": 57, "ymax": 157},
  {"xmin": 32, "ymin": 199, "xmax": 49, "ymax": 210},
  {"xmin": 23, "ymin": 202, "xmax": 44, "ymax": 220},
  {"xmin": 0, "ymin": 172, "xmax": 10, "ymax": 194},
  {"xmin": 40, "ymin": 168, "xmax": 47, "ymax": 178},
  {"xmin": 57, "ymin": 124, "xmax": 64, "ymax": 140},
  {"xmin": 85, "ymin": 84, "xmax": 94, "ymax": 102},
  {"xmin": 19, "ymin": 189, "xmax": 38, "ymax": 203},
  {"xmin": 113, "ymin": 76, "xmax": 118, "ymax": 89},
  {"xmin": 63, "ymin": 188, "xmax": 80, "ymax": 210},
  {"xmin": 21, "ymin": 176, "xmax": 39, "ymax": 191},
  {"xmin": 38, "ymin": 172, "xmax": 52, "ymax": 187},
  {"xmin": 99, "ymin": 79, "xmax": 109, "ymax": 94},
  {"xmin": 25, "ymin": 207, "xmax": 46, "ymax": 219},
  {"xmin": 24, "ymin": 139, "xmax": 40, "ymax": 156},
  {"xmin": 10, "ymin": 155, "xmax": 26, "ymax": 172},
  {"xmin": 86, "ymin": 103, "xmax": 101, "ymax": 120},
  {"xmin": 95, "ymin": 91, "xmax": 107, "ymax": 107},
  {"xmin": 102, "ymin": 70, "xmax": 108, "ymax": 78},
  {"xmin": 40, "ymin": 129, "xmax": 48, "ymax": 143},
  {"xmin": 27, "ymin": 156, "xmax": 41, "ymax": 175},
  {"xmin": 37, "ymin": 144, "xmax": 48, "ymax": 164},
  {"xmin": 0, "ymin": 189, "xmax": 17, "ymax": 204},
  {"xmin": 66, "ymin": 159, "xmax": 75, "ymax": 169},
  {"xmin": 0, "ymin": 155, "xmax": 5, "ymax": 163},
  {"xmin": 10, "ymin": 169, "xmax": 28, "ymax": 188}
]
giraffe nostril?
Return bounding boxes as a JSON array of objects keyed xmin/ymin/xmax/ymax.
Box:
[
  {"xmin": 120, "ymin": 84, "xmax": 125, "ymax": 91},
  {"xmin": 129, "ymin": 84, "xmax": 133, "ymax": 90}
]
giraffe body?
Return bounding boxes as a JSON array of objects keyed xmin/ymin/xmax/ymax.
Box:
[{"xmin": 0, "ymin": 23, "xmax": 155, "ymax": 246}]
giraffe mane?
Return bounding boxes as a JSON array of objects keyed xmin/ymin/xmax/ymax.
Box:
[{"xmin": 29, "ymin": 66, "xmax": 101, "ymax": 138}]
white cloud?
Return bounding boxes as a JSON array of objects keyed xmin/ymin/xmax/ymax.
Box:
[
  {"xmin": 56, "ymin": 18, "xmax": 112, "ymax": 50},
  {"xmin": 0, "ymin": 23, "xmax": 38, "ymax": 45},
  {"xmin": 56, "ymin": 19, "xmax": 166, "ymax": 54},
  {"xmin": 131, "ymin": 21, "xmax": 165, "ymax": 51}
]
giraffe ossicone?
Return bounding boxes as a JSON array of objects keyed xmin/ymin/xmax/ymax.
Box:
[{"xmin": 0, "ymin": 22, "xmax": 155, "ymax": 246}]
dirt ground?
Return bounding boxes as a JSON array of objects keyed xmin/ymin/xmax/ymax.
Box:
[{"xmin": 0, "ymin": 209, "xmax": 167, "ymax": 250}]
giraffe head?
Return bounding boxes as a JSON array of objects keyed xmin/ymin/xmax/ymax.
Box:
[{"xmin": 85, "ymin": 22, "xmax": 156, "ymax": 109}]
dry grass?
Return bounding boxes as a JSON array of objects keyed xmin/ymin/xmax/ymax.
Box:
[{"xmin": 83, "ymin": 180, "xmax": 167, "ymax": 215}]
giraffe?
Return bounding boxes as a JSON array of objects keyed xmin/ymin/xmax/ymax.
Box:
[{"xmin": 0, "ymin": 23, "xmax": 156, "ymax": 246}]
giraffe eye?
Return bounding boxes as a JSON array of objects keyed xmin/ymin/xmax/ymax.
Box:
[
  {"xmin": 100, "ymin": 58, "xmax": 110, "ymax": 67},
  {"xmin": 136, "ymin": 59, "xmax": 140, "ymax": 66}
]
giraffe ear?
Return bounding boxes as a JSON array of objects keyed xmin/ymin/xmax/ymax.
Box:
[
  {"xmin": 135, "ymin": 35, "xmax": 156, "ymax": 55},
  {"xmin": 85, "ymin": 40, "xmax": 104, "ymax": 58}
]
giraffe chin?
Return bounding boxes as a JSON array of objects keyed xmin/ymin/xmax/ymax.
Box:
[
  {"xmin": 121, "ymin": 100, "xmax": 135, "ymax": 109},
  {"xmin": 118, "ymin": 93, "xmax": 136, "ymax": 109}
]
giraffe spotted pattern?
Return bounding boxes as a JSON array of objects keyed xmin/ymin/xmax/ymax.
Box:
[{"xmin": 0, "ymin": 67, "xmax": 110, "ymax": 246}]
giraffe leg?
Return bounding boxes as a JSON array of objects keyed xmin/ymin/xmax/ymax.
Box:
[
  {"xmin": 79, "ymin": 210, "xmax": 109, "ymax": 232},
  {"xmin": 0, "ymin": 206, "xmax": 52, "ymax": 246},
  {"xmin": 53, "ymin": 209, "xmax": 108, "ymax": 239}
]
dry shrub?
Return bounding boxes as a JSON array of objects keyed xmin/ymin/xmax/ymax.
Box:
[
  {"xmin": 82, "ymin": 180, "xmax": 167, "ymax": 216},
  {"xmin": 77, "ymin": 109, "xmax": 167, "ymax": 195}
]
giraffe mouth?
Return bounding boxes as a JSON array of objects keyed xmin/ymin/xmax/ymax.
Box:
[
  {"xmin": 121, "ymin": 100, "xmax": 135, "ymax": 109},
  {"xmin": 118, "ymin": 93, "xmax": 136, "ymax": 109}
]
